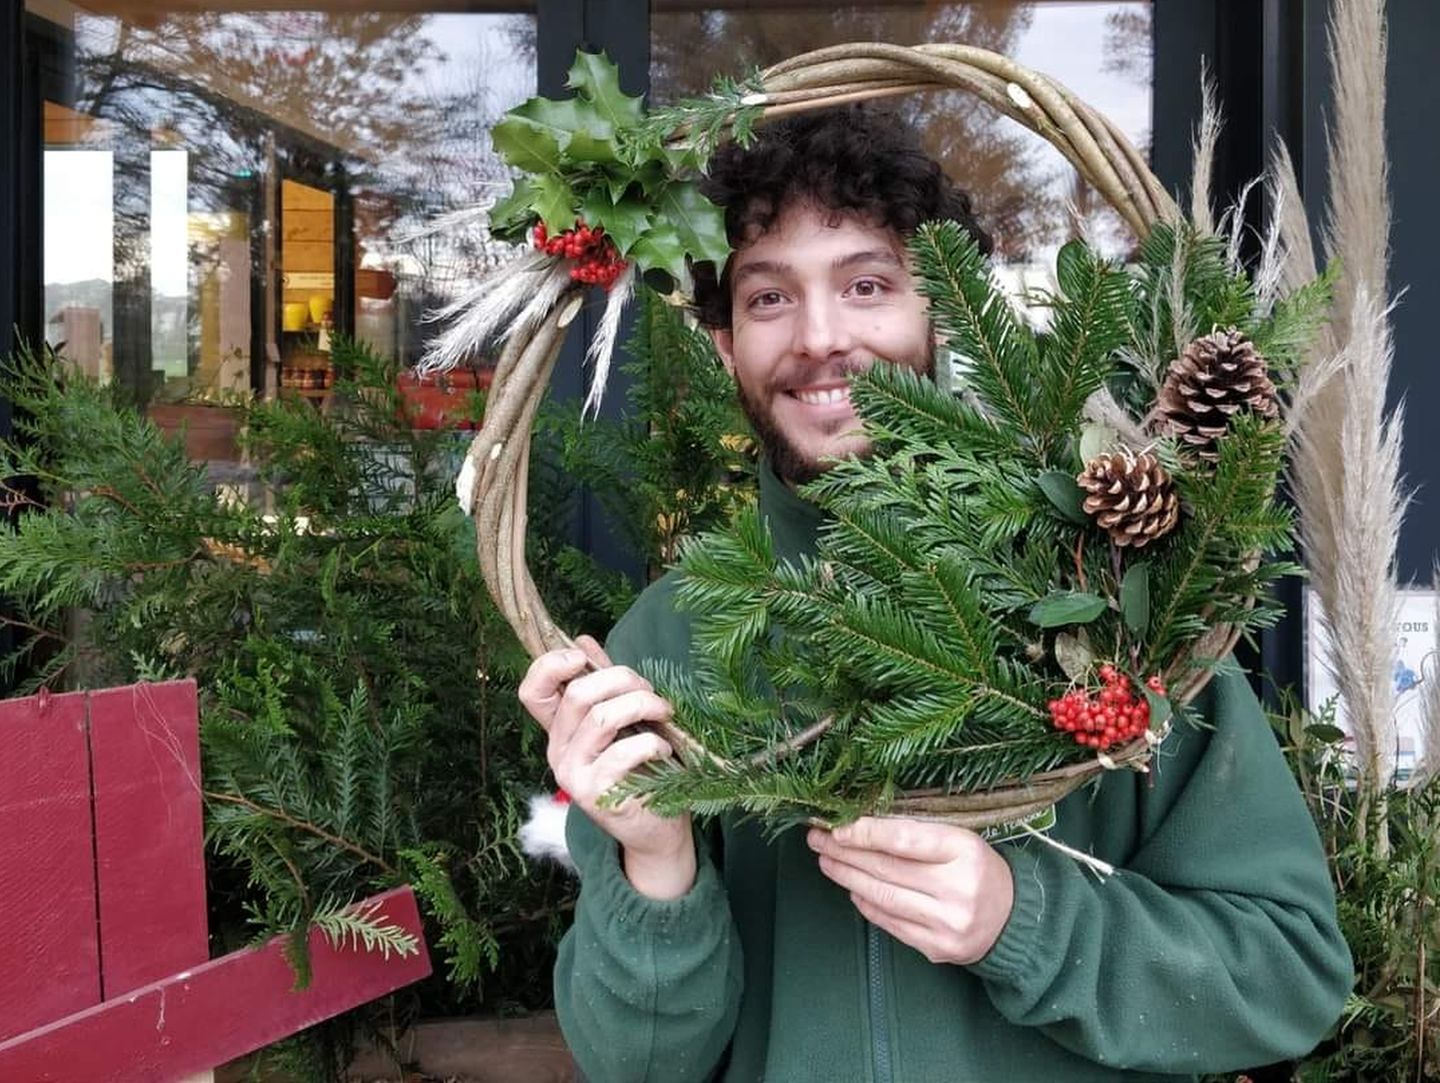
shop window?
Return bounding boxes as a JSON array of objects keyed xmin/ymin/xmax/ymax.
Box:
[
  {"xmin": 651, "ymin": 1, "xmax": 1153, "ymax": 276},
  {"xmin": 26, "ymin": 2, "xmax": 537, "ymax": 405}
]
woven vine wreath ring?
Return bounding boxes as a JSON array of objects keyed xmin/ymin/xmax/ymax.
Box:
[{"xmin": 447, "ymin": 43, "xmax": 1252, "ymax": 829}]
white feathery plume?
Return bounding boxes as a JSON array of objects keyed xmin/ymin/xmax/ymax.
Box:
[
  {"xmin": 1219, "ymin": 175, "xmax": 1262, "ymax": 274},
  {"xmin": 390, "ymin": 192, "xmax": 509, "ymax": 247},
  {"xmin": 1251, "ymin": 170, "xmax": 1289, "ymax": 317},
  {"xmin": 580, "ymin": 264, "xmax": 637, "ymax": 418},
  {"xmin": 1267, "ymin": 145, "xmax": 1347, "ymax": 440},
  {"xmin": 1269, "ymin": 144, "xmax": 1321, "ymax": 292},
  {"xmin": 1286, "ymin": 0, "xmax": 1406, "ymax": 805},
  {"xmin": 1189, "ymin": 66, "xmax": 1221, "ymax": 236},
  {"xmin": 1167, "ymin": 223, "xmax": 1195, "ymax": 359},
  {"xmin": 1082, "ymin": 386, "xmax": 1150, "ymax": 450},
  {"xmin": 419, "ymin": 251, "xmax": 570, "ymax": 374},
  {"xmin": 1414, "ymin": 574, "xmax": 1440, "ymax": 789},
  {"xmin": 1293, "ymin": 286, "xmax": 1407, "ymax": 794}
]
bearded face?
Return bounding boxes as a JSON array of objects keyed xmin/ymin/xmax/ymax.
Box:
[{"xmin": 708, "ymin": 202, "xmax": 935, "ymax": 484}]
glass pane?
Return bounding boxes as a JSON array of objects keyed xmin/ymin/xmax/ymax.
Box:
[
  {"xmin": 651, "ymin": 2, "xmax": 1153, "ymax": 270},
  {"xmin": 28, "ymin": 3, "xmax": 536, "ymax": 406}
]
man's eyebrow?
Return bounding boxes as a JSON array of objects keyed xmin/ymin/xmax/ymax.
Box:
[
  {"xmin": 731, "ymin": 249, "xmax": 904, "ymax": 285},
  {"xmin": 731, "ymin": 259, "xmax": 791, "ymax": 286},
  {"xmin": 833, "ymin": 248, "xmax": 904, "ymax": 271}
]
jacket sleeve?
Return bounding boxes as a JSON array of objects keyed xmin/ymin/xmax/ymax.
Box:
[
  {"xmin": 552, "ymin": 578, "xmax": 745, "ymax": 1083},
  {"xmin": 967, "ymin": 668, "xmax": 1353, "ymax": 1075}
]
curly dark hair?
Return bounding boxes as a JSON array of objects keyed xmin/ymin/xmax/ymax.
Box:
[{"xmin": 690, "ymin": 104, "xmax": 993, "ymax": 329}]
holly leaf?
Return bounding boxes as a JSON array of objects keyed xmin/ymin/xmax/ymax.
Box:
[
  {"xmin": 486, "ymin": 183, "xmax": 534, "ymax": 240},
  {"xmin": 567, "ymin": 50, "xmax": 644, "ymax": 130},
  {"xmin": 1029, "ymin": 591, "xmax": 1107, "ymax": 628},
  {"xmin": 494, "ymin": 96, "xmax": 614, "ymax": 171},
  {"xmin": 531, "ymin": 174, "xmax": 576, "ymax": 233},
  {"xmin": 635, "ymin": 159, "xmax": 672, "ymax": 197},
  {"xmin": 658, "ymin": 181, "xmax": 730, "ymax": 269},
  {"xmin": 629, "ymin": 220, "xmax": 688, "ymax": 280},
  {"xmin": 1036, "ymin": 470, "xmax": 1086, "ymax": 524},
  {"xmin": 1119, "ymin": 561, "xmax": 1150, "ymax": 636},
  {"xmin": 491, "ymin": 114, "xmax": 564, "ymax": 173},
  {"xmin": 606, "ymin": 170, "xmax": 634, "ymax": 204},
  {"xmin": 582, "ymin": 189, "xmax": 653, "ymax": 257},
  {"xmin": 566, "ymin": 129, "xmax": 619, "ymax": 163}
]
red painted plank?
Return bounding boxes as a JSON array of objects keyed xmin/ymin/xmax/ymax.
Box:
[
  {"xmin": 0, "ymin": 886, "xmax": 432, "ymax": 1082},
  {"xmin": 88, "ymin": 680, "xmax": 208, "ymax": 997},
  {"xmin": 0, "ymin": 689, "xmax": 102, "ymax": 1041}
]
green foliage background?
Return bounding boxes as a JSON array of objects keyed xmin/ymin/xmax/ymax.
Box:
[{"xmin": 0, "ymin": 297, "xmax": 752, "ymax": 1079}]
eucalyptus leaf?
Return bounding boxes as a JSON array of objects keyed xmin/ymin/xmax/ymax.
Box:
[
  {"xmin": 1036, "ymin": 470, "xmax": 1086, "ymax": 524},
  {"xmin": 1120, "ymin": 561, "xmax": 1150, "ymax": 636},
  {"xmin": 1079, "ymin": 422, "xmax": 1117, "ymax": 464},
  {"xmin": 1029, "ymin": 592, "xmax": 1107, "ymax": 628},
  {"xmin": 1305, "ymin": 723, "xmax": 1347, "ymax": 745},
  {"xmin": 1054, "ymin": 630, "xmax": 1094, "ymax": 681},
  {"xmin": 1143, "ymin": 687, "xmax": 1173, "ymax": 727}
]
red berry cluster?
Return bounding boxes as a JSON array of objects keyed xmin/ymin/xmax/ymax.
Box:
[
  {"xmin": 1048, "ymin": 664, "xmax": 1167, "ymax": 751},
  {"xmin": 532, "ymin": 219, "xmax": 628, "ymax": 288}
]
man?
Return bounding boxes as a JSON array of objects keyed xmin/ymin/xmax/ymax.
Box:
[{"xmin": 519, "ymin": 106, "xmax": 1351, "ymax": 1082}]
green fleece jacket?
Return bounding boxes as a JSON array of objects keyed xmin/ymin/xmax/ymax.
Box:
[{"xmin": 554, "ymin": 462, "xmax": 1352, "ymax": 1082}]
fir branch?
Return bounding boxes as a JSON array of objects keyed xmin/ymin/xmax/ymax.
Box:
[{"xmin": 909, "ymin": 221, "xmax": 1041, "ymax": 441}]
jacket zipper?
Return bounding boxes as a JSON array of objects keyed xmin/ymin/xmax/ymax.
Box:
[{"xmin": 866, "ymin": 921, "xmax": 894, "ymax": 1083}]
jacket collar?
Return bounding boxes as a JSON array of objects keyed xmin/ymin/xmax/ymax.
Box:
[{"xmin": 758, "ymin": 458, "xmax": 825, "ymax": 563}]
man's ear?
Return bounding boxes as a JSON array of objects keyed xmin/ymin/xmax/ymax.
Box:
[{"xmin": 708, "ymin": 327, "xmax": 737, "ymax": 377}]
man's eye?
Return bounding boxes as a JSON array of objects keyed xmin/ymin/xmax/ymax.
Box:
[
  {"xmin": 749, "ymin": 290, "xmax": 785, "ymax": 308},
  {"xmin": 850, "ymin": 278, "xmax": 885, "ymax": 298}
]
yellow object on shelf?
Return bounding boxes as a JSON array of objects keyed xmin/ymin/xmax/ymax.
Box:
[
  {"xmin": 283, "ymin": 303, "xmax": 309, "ymax": 331},
  {"xmin": 308, "ymin": 294, "xmax": 334, "ymax": 324}
]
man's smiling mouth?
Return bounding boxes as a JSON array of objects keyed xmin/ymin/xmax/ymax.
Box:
[{"xmin": 789, "ymin": 385, "xmax": 853, "ymax": 407}]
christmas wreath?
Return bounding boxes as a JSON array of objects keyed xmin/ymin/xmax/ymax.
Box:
[{"xmin": 437, "ymin": 47, "xmax": 1331, "ymax": 832}]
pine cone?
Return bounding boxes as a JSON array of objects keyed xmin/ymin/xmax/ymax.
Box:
[
  {"xmin": 1077, "ymin": 451, "xmax": 1180, "ymax": 548},
  {"xmin": 1157, "ymin": 329, "xmax": 1278, "ymax": 460}
]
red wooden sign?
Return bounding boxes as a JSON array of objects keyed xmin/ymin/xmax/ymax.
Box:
[{"xmin": 0, "ymin": 680, "xmax": 432, "ymax": 1079}]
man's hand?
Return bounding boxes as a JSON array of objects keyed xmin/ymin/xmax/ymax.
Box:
[
  {"xmin": 518, "ymin": 635, "xmax": 695, "ymax": 900},
  {"xmin": 807, "ymin": 817, "xmax": 1014, "ymax": 965}
]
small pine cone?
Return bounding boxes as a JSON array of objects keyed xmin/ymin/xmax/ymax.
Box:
[
  {"xmin": 1077, "ymin": 451, "xmax": 1180, "ymax": 548},
  {"xmin": 1157, "ymin": 328, "xmax": 1278, "ymax": 460}
]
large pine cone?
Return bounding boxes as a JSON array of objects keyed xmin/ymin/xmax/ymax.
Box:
[
  {"xmin": 1157, "ymin": 329, "xmax": 1278, "ymax": 460},
  {"xmin": 1077, "ymin": 451, "xmax": 1180, "ymax": 548}
]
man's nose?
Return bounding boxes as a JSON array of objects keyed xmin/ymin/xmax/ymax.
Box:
[{"xmin": 793, "ymin": 295, "xmax": 854, "ymax": 361}]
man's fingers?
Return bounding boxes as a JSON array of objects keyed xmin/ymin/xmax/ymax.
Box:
[
  {"xmin": 548, "ymin": 665, "xmax": 653, "ymax": 762},
  {"xmin": 566, "ymin": 689, "xmax": 674, "ymax": 765},
  {"xmin": 807, "ymin": 830, "xmax": 939, "ymax": 893},
  {"xmin": 574, "ymin": 634, "xmax": 612, "ymax": 670},
  {"xmin": 829, "ymin": 817, "xmax": 972, "ymax": 864},
  {"xmin": 517, "ymin": 647, "xmax": 591, "ymax": 730},
  {"xmin": 815, "ymin": 853, "xmax": 942, "ymax": 928},
  {"xmin": 582, "ymin": 731, "xmax": 675, "ymax": 796},
  {"xmin": 849, "ymin": 893, "xmax": 946, "ymax": 964}
]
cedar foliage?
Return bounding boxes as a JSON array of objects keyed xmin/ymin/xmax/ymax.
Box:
[
  {"xmin": 0, "ymin": 292, "xmax": 754, "ymax": 1078},
  {"xmin": 623, "ymin": 221, "xmax": 1330, "ymax": 827},
  {"xmin": 0, "ymin": 342, "xmax": 570, "ymax": 1070}
]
